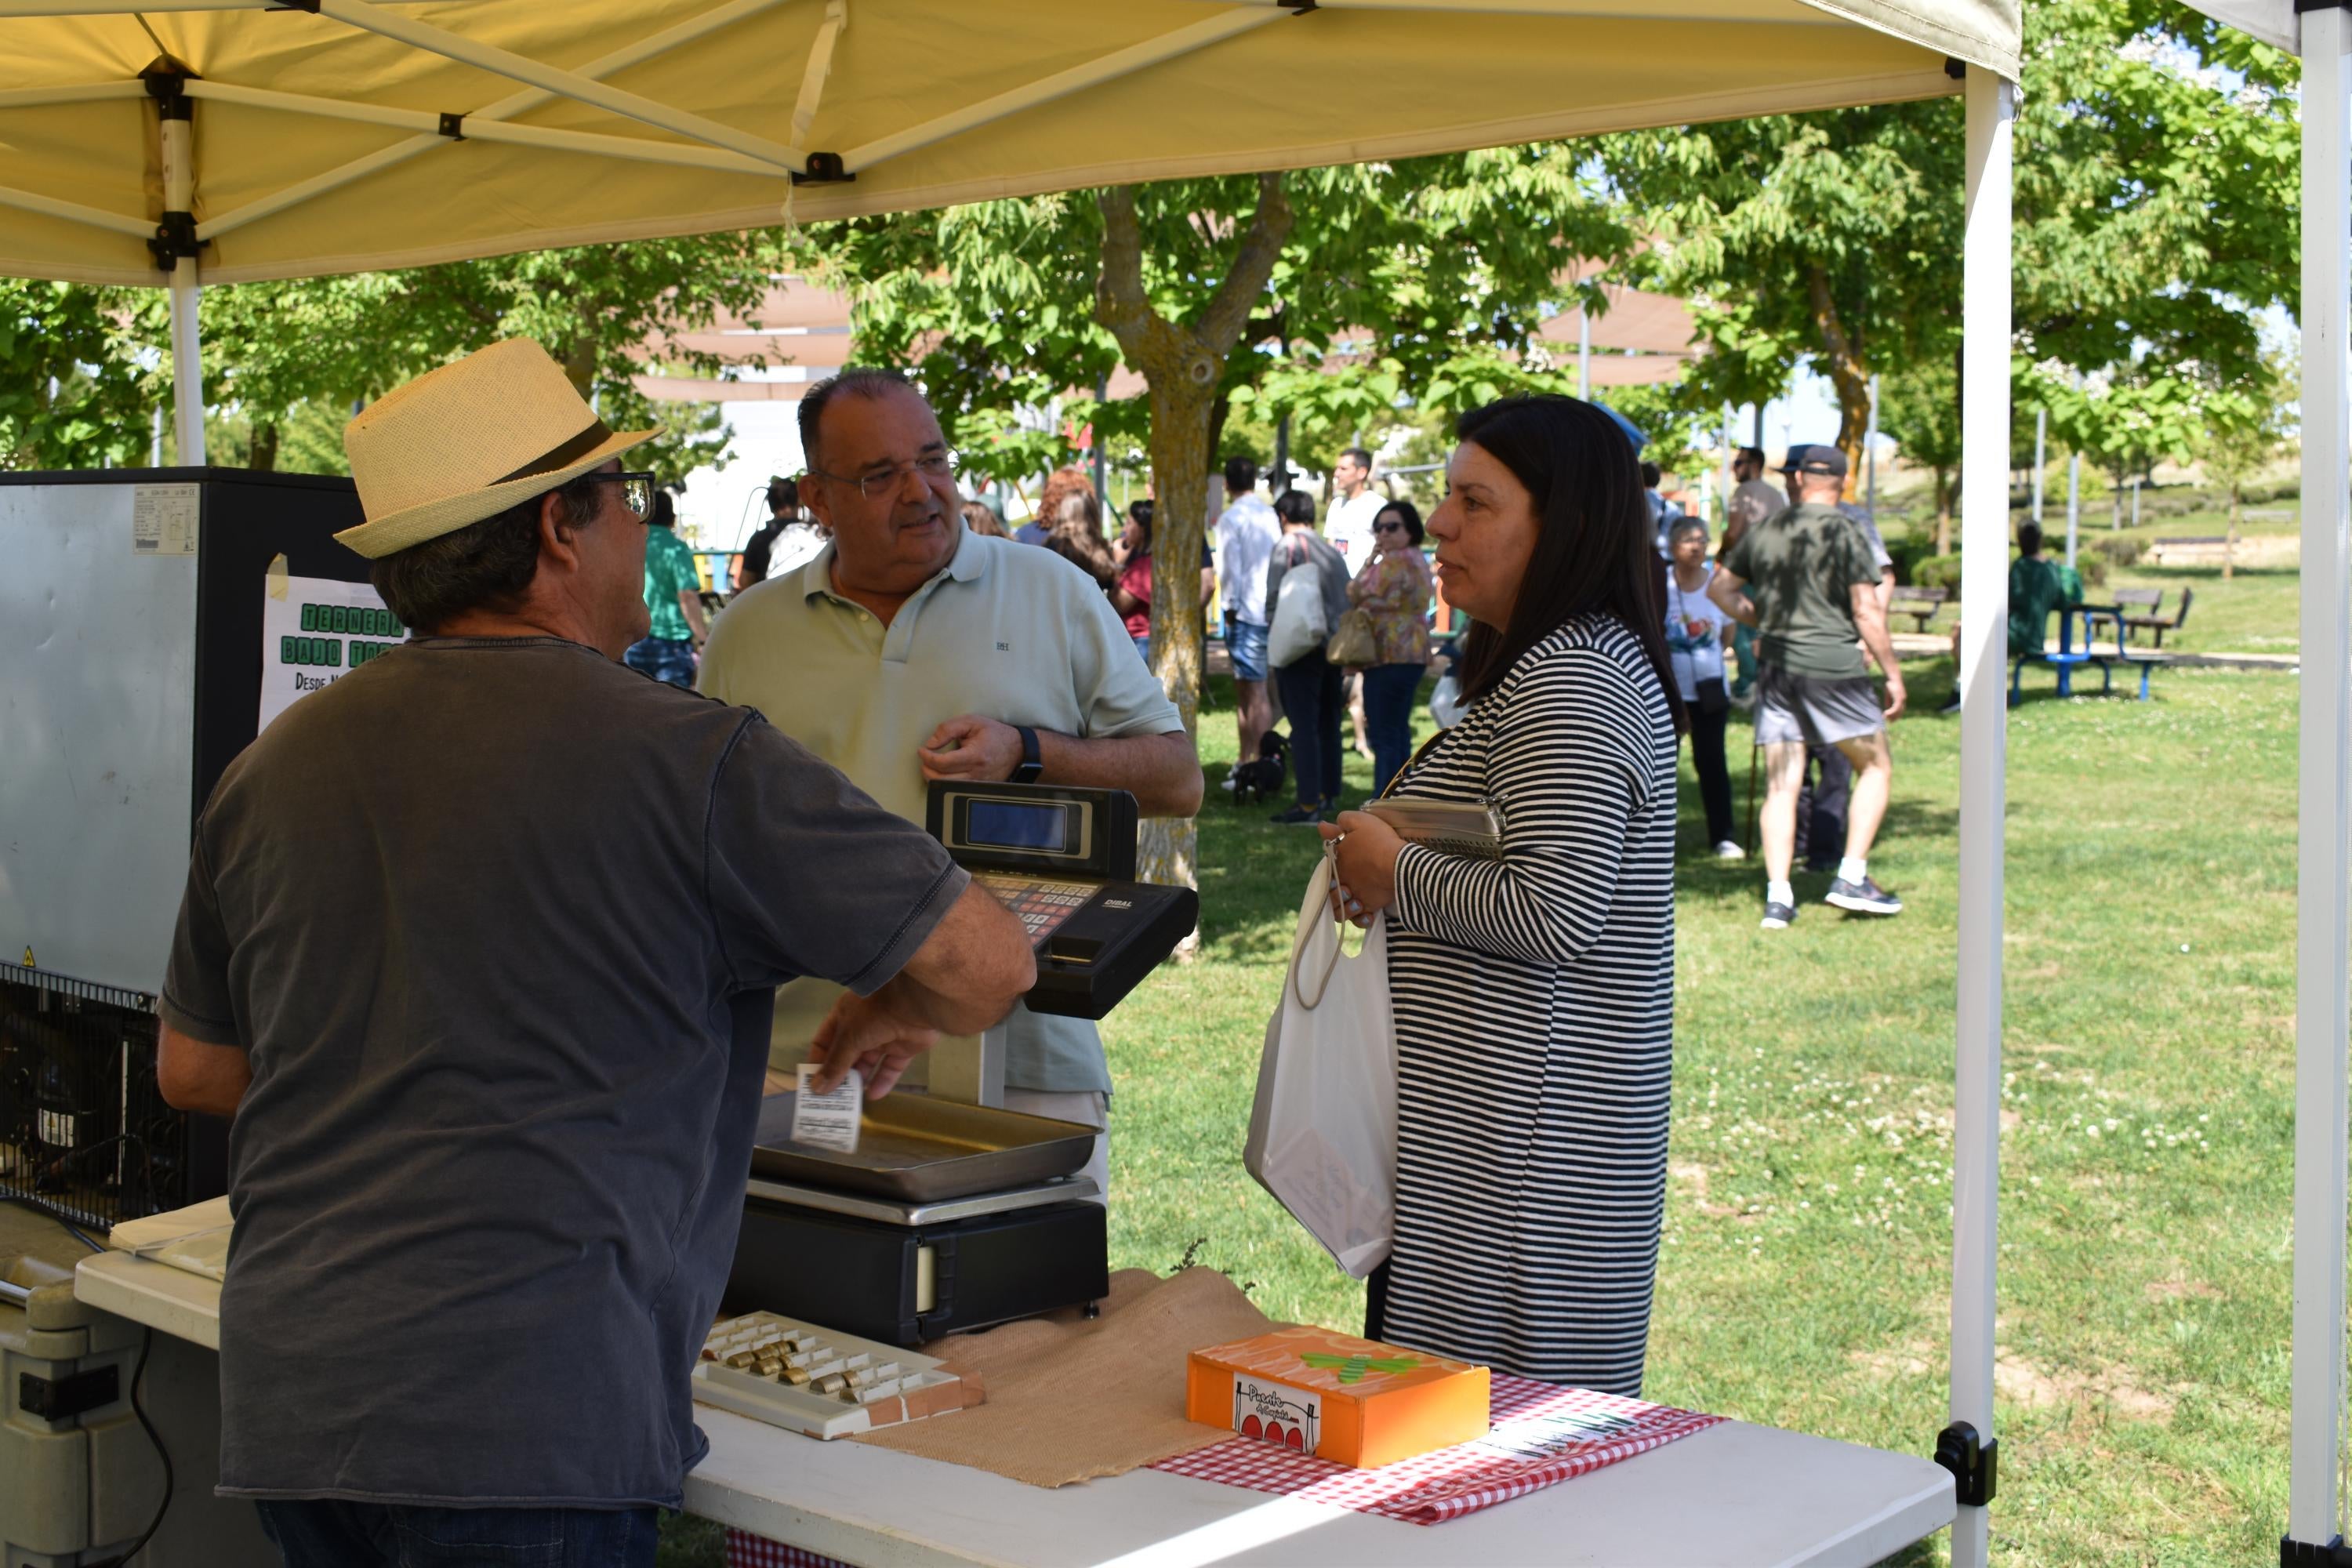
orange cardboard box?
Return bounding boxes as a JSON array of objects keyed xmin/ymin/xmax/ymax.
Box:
[{"xmin": 1185, "ymin": 1326, "xmax": 1490, "ymax": 1469}]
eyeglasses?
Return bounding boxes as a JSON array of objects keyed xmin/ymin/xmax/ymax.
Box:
[
  {"xmin": 586, "ymin": 470, "xmax": 657, "ymax": 522},
  {"xmin": 808, "ymin": 450, "xmax": 957, "ymax": 501},
  {"xmin": 1373, "ymin": 521, "xmax": 1406, "ymax": 534}
]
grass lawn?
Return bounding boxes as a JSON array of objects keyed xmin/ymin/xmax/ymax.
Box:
[{"xmin": 1101, "ymin": 655, "xmax": 2299, "ymax": 1565}]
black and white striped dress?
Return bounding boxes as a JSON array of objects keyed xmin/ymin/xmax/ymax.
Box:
[{"xmin": 1374, "ymin": 614, "xmax": 1677, "ymax": 1396}]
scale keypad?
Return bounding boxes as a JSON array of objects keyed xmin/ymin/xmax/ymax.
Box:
[{"xmin": 974, "ymin": 872, "xmax": 1096, "ymax": 943}]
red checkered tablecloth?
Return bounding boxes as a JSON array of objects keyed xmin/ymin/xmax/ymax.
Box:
[
  {"xmin": 724, "ymin": 1533, "xmax": 851, "ymax": 1568},
  {"xmin": 724, "ymin": 1377, "xmax": 1722, "ymax": 1563},
  {"xmin": 1150, "ymin": 1374, "xmax": 1724, "ymax": 1525}
]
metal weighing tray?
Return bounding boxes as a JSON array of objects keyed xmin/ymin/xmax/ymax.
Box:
[{"xmin": 750, "ymin": 1092, "xmax": 1096, "ymax": 1203}]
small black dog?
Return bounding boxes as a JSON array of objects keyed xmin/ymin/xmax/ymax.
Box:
[{"xmin": 1229, "ymin": 729, "xmax": 1290, "ymax": 805}]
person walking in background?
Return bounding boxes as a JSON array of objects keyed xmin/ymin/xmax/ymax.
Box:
[
  {"xmin": 1663, "ymin": 517, "xmax": 1740, "ymax": 858},
  {"xmin": 1795, "ymin": 494, "xmax": 1896, "ymax": 869},
  {"xmin": 960, "ymin": 498, "xmax": 1011, "ymax": 539},
  {"xmin": 1348, "ymin": 499, "xmax": 1433, "ymax": 795},
  {"xmin": 1043, "ymin": 488, "xmax": 1117, "ymax": 591},
  {"xmin": 1708, "ymin": 444, "xmax": 1905, "ymax": 928},
  {"xmin": 1265, "ymin": 488, "xmax": 1352, "ymax": 825},
  {"xmin": 1327, "ymin": 446, "xmax": 1385, "ymax": 762},
  {"xmin": 622, "ymin": 490, "xmax": 707, "ymax": 688},
  {"xmin": 1216, "ymin": 456, "xmax": 1281, "ymax": 770},
  {"xmin": 1319, "ymin": 394, "xmax": 1681, "ymax": 1395}
]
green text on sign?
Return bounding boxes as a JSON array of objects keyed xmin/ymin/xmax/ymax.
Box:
[{"xmin": 299, "ymin": 602, "xmax": 404, "ymax": 637}]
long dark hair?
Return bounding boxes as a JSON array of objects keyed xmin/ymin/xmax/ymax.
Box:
[{"xmin": 1452, "ymin": 395, "xmax": 1684, "ymax": 734}]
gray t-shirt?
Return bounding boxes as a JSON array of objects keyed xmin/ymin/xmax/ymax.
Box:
[{"xmin": 162, "ymin": 636, "xmax": 966, "ymax": 1508}]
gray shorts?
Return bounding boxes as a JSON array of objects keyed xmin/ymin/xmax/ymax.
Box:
[{"xmin": 1755, "ymin": 666, "xmax": 1885, "ymax": 749}]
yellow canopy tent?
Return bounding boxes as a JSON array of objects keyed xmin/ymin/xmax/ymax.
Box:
[{"xmin": 2, "ymin": 3, "xmax": 2028, "ymax": 1560}]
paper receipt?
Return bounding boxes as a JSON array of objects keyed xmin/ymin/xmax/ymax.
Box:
[{"xmin": 792, "ymin": 1064, "xmax": 864, "ymax": 1152}]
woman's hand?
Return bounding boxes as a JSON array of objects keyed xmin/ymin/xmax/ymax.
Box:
[{"xmin": 1318, "ymin": 811, "xmax": 1405, "ymax": 927}]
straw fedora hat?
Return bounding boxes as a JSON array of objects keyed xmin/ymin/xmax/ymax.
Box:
[{"xmin": 335, "ymin": 338, "xmax": 660, "ymax": 559}]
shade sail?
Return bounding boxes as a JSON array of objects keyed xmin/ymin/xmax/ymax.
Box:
[{"xmin": 0, "ymin": 0, "xmax": 2017, "ymax": 289}]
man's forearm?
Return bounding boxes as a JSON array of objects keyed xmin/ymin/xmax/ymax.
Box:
[
  {"xmin": 1856, "ymin": 607, "xmax": 1902, "ymax": 685},
  {"xmin": 1037, "ymin": 728, "xmax": 1203, "ymax": 816},
  {"xmin": 865, "ymin": 967, "xmax": 1019, "ymax": 1037},
  {"xmin": 680, "ymin": 590, "xmax": 710, "ymax": 642}
]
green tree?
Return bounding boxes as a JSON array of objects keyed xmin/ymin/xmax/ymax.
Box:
[
  {"xmin": 1602, "ymin": 1, "xmax": 2298, "ymax": 492},
  {"xmin": 0, "ymin": 280, "xmax": 162, "ymax": 470},
  {"xmin": 1876, "ymin": 355, "xmax": 1961, "ymax": 552}
]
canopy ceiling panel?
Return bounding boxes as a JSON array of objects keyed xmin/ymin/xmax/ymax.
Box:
[{"xmin": 0, "ymin": 0, "xmax": 2018, "ymax": 288}]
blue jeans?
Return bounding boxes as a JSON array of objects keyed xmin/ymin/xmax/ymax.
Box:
[
  {"xmin": 622, "ymin": 635, "xmax": 696, "ymax": 688},
  {"xmin": 256, "ymin": 1499, "xmax": 659, "ymax": 1568},
  {"xmin": 1359, "ymin": 662, "xmax": 1425, "ymax": 796},
  {"xmin": 1228, "ymin": 620, "xmax": 1269, "ymax": 683},
  {"xmin": 1272, "ymin": 650, "xmax": 1343, "ymax": 808}
]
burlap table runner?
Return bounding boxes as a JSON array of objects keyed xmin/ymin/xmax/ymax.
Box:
[{"xmin": 851, "ymin": 1266, "xmax": 1272, "ymax": 1487}]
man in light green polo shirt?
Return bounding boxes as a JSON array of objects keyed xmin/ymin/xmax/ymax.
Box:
[{"xmin": 699, "ymin": 368, "xmax": 1201, "ymax": 1201}]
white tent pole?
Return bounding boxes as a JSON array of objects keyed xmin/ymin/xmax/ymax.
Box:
[
  {"xmin": 198, "ymin": 0, "xmax": 792, "ymax": 241},
  {"xmin": 314, "ymin": 0, "xmax": 805, "ymax": 171},
  {"xmin": 841, "ymin": 7, "xmax": 1287, "ymax": 173},
  {"xmin": 2289, "ymin": 2, "xmax": 2352, "ymax": 1552},
  {"xmin": 0, "ymin": 183, "xmax": 155, "ymax": 238},
  {"xmin": 160, "ymin": 97, "xmax": 205, "ymax": 466},
  {"xmin": 0, "ymin": 80, "xmax": 147, "ymax": 109},
  {"xmin": 1578, "ymin": 307, "xmax": 1592, "ymax": 400},
  {"xmin": 1947, "ymin": 63, "xmax": 2013, "ymax": 1568},
  {"xmin": 180, "ymin": 80, "xmax": 783, "ymax": 177}
]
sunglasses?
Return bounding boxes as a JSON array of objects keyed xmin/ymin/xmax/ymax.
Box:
[
  {"xmin": 1373, "ymin": 521, "xmax": 1407, "ymax": 533},
  {"xmin": 585, "ymin": 470, "xmax": 658, "ymax": 522}
]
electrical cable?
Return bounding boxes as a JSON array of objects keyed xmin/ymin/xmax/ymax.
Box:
[
  {"xmin": 110, "ymin": 1327, "xmax": 174, "ymax": 1566},
  {"xmin": 0, "ymin": 1192, "xmax": 106, "ymax": 1252}
]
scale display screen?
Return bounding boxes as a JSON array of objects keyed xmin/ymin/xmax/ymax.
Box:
[{"xmin": 967, "ymin": 800, "xmax": 1076, "ymax": 854}]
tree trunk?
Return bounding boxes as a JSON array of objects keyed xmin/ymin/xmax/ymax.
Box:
[
  {"xmin": 1933, "ymin": 466, "xmax": 1953, "ymax": 555},
  {"xmin": 1804, "ymin": 265, "xmax": 1873, "ymax": 488},
  {"xmin": 248, "ymin": 419, "xmax": 279, "ymax": 473},
  {"xmin": 2109, "ymin": 467, "xmax": 2124, "ymax": 531},
  {"xmin": 1095, "ymin": 176, "xmax": 1295, "ymax": 902}
]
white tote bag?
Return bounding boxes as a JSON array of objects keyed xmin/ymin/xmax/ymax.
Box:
[
  {"xmin": 1267, "ymin": 550, "xmax": 1331, "ymax": 669},
  {"xmin": 1243, "ymin": 857, "xmax": 1396, "ymax": 1278}
]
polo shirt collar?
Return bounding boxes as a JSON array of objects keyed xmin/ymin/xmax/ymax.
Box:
[{"xmin": 799, "ymin": 525, "xmax": 987, "ymax": 605}]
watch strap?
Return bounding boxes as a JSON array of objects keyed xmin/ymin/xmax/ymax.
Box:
[{"xmin": 1011, "ymin": 724, "xmax": 1044, "ymax": 784}]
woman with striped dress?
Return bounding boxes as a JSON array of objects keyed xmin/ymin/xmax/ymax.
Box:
[{"xmin": 1320, "ymin": 395, "xmax": 1682, "ymax": 1396}]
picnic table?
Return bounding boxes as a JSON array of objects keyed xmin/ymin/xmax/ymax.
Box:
[{"xmin": 1889, "ymin": 585, "xmax": 1951, "ymax": 634}]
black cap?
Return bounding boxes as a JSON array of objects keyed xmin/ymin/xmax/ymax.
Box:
[{"xmin": 1779, "ymin": 443, "xmax": 1849, "ymax": 478}]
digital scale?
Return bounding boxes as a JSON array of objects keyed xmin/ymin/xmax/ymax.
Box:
[
  {"xmin": 727, "ymin": 785, "xmax": 1196, "ymax": 1348},
  {"xmin": 928, "ymin": 781, "xmax": 1199, "ymax": 1020}
]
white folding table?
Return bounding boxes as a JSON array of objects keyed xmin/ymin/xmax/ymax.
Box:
[{"xmin": 75, "ymin": 1248, "xmax": 1952, "ymax": 1568}]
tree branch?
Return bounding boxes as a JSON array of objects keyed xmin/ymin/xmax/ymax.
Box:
[
  {"xmin": 1196, "ymin": 172, "xmax": 1294, "ymax": 354},
  {"xmin": 1094, "ymin": 185, "xmax": 1150, "ymax": 351}
]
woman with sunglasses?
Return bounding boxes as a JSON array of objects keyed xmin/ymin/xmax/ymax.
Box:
[{"xmin": 1345, "ymin": 499, "xmax": 1434, "ymax": 793}]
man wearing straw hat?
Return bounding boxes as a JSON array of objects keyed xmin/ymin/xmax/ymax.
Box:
[{"xmin": 151, "ymin": 339, "xmax": 1036, "ymax": 1566}]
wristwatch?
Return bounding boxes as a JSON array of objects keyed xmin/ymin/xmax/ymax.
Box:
[{"xmin": 1009, "ymin": 724, "xmax": 1045, "ymax": 786}]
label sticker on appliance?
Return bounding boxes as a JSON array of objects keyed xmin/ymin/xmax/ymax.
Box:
[
  {"xmin": 1232, "ymin": 1375, "xmax": 1320, "ymax": 1454},
  {"xmin": 131, "ymin": 483, "xmax": 200, "ymax": 555},
  {"xmin": 791, "ymin": 1064, "xmax": 864, "ymax": 1152}
]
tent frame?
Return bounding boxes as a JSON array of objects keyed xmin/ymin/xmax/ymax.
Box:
[{"xmin": 2291, "ymin": 3, "xmax": 2352, "ymax": 1559}]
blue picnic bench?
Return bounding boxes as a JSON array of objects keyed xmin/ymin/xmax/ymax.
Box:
[{"xmin": 2010, "ymin": 604, "xmax": 2161, "ymax": 704}]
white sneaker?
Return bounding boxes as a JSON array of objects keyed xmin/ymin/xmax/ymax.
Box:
[{"xmin": 1714, "ymin": 840, "xmax": 1746, "ymax": 861}]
